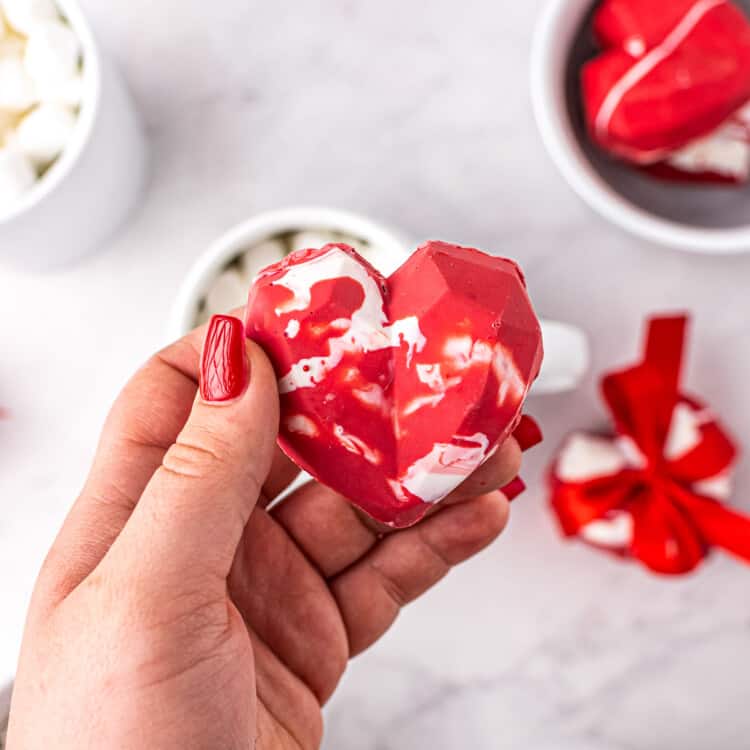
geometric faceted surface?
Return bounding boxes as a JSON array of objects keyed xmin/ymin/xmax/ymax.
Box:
[
  {"xmin": 246, "ymin": 241, "xmax": 543, "ymax": 527},
  {"xmin": 582, "ymin": 0, "xmax": 750, "ymax": 180}
]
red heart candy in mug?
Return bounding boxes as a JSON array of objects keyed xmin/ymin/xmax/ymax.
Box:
[
  {"xmin": 246, "ymin": 241, "xmax": 543, "ymax": 528},
  {"xmin": 582, "ymin": 0, "xmax": 750, "ymax": 165}
]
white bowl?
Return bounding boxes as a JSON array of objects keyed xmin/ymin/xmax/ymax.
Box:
[
  {"xmin": 167, "ymin": 207, "xmax": 411, "ymax": 341},
  {"xmin": 531, "ymin": 0, "xmax": 750, "ymax": 254},
  {"xmin": 168, "ymin": 206, "xmax": 589, "ymax": 395},
  {"xmin": 0, "ymin": 0, "xmax": 147, "ymax": 271}
]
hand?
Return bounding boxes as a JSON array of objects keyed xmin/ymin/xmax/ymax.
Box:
[{"xmin": 7, "ymin": 314, "xmax": 535, "ymax": 749}]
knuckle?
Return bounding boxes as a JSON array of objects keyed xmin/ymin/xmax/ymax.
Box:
[
  {"xmin": 369, "ymin": 561, "xmax": 410, "ymax": 609},
  {"xmin": 417, "ymin": 529, "xmax": 454, "ymax": 571},
  {"xmin": 465, "ymin": 493, "xmax": 510, "ymax": 544},
  {"xmin": 162, "ymin": 434, "xmax": 229, "ymax": 480}
]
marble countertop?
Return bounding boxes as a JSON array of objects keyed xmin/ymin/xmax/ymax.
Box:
[{"xmin": 2, "ymin": 1, "xmax": 750, "ymax": 747}]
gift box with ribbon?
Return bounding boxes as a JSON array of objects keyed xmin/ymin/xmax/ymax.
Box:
[{"xmin": 549, "ymin": 315, "xmax": 750, "ymax": 574}]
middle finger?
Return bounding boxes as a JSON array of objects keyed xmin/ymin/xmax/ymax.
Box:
[{"xmin": 270, "ymin": 438, "xmax": 522, "ymax": 578}]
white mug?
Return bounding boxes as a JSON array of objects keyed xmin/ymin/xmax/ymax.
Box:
[
  {"xmin": 531, "ymin": 0, "xmax": 750, "ymax": 255},
  {"xmin": 0, "ymin": 0, "xmax": 147, "ymax": 271},
  {"xmin": 168, "ymin": 208, "xmax": 589, "ymax": 396}
]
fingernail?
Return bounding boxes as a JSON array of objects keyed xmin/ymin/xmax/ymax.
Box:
[
  {"xmin": 200, "ymin": 315, "xmax": 250, "ymax": 403},
  {"xmin": 501, "ymin": 477, "xmax": 526, "ymax": 502},
  {"xmin": 513, "ymin": 415, "xmax": 543, "ymax": 452}
]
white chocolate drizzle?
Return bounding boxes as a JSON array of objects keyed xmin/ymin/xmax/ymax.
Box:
[
  {"xmin": 333, "ymin": 424, "xmax": 382, "ymax": 465},
  {"xmin": 271, "ymin": 247, "xmax": 426, "ymax": 394},
  {"xmin": 286, "ymin": 414, "xmax": 319, "ymax": 437},
  {"xmin": 396, "ymin": 433, "xmax": 490, "ymax": 504}
]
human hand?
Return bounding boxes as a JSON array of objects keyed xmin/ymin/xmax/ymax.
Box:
[{"xmin": 7, "ymin": 314, "xmax": 537, "ymax": 749}]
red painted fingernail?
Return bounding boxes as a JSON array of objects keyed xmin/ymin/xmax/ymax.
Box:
[
  {"xmin": 200, "ymin": 315, "xmax": 250, "ymax": 403},
  {"xmin": 502, "ymin": 477, "xmax": 526, "ymax": 502},
  {"xmin": 513, "ymin": 415, "xmax": 543, "ymax": 452}
]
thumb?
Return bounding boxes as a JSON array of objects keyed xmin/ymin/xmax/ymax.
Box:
[{"xmin": 104, "ymin": 315, "xmax": 280, "ymax": 585}]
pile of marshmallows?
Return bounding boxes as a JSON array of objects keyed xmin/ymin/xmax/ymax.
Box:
[{"xmin": 0, "ymin": 0, "xmax": 83, "ymax": 210}]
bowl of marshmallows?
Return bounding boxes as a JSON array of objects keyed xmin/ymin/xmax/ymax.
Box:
[
  {"xmin": 0, "ymin": 0, "xmax": 83, "ymax": 207},
  {"xmin": 0, "ymin": 0, "xmax": 146, "ymax": 271}
]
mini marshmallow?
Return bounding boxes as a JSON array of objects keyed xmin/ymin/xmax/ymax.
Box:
[
  {"xmin": 38, "ymin": 71, "xmax": 83, "ymax": 107},
  {"xmin": 1, "ymin": 0, "xmax": 58, "ymax": 35},
  {"xmin": 333, "ymin": 232, "xmax": 367, "ymax": 246},
  {"xmin": 24, "ymin": 19, "xmax": 79, "ymax": 90},
  {"xmin": 0, "ymin": 144, "xmax": 36, "ymax": 208},
  {"xmin": 288, "ymin": 230, "xmax": 337, "ymax": 253},
  {"xmin": 204, "ymin": 268, "xmax": 247, "ymax": 317},
  {"xmin": 15, "ymin": 101, "xmax": 76, "ymax": 166},
  {"xmin": 0, "ymin": 109, "xmax": 20, "ymax": 146},
  {"xmin": 0, "ymin": 32, "xmax": 25, "ymax": 56},
  {"xmin": 239, "ymin": 239, "xmax": 286, "ymax": 285},
  {"xmin": 357, "ymin": 244, "xmax": 407, "ymax": 276},
  {"xmin": 0, "ymin": 55, "xmax": 36, "ymax": 111}
]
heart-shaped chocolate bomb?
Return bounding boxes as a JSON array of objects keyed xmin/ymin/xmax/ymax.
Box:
[
  {"xmin": 246, "ymin": 241, "xmax": 543, "ymax": 528},
  {"xmin": 582, "ymin": 0, "xmax": 750, "ymax": 164}
]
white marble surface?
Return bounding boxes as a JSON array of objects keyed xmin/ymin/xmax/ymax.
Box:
[{"xmin": 1, "ymin": 1, "xmax": 750, "ymax": 747}]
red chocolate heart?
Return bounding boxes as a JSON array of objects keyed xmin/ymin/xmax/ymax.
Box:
[
  {"xmin": 246, "ymin": 241, "xmax": 543, "ymax": 528},
  {"xmin": 582, "ymin": 0, "xmax": 750, "ymax": 164}
]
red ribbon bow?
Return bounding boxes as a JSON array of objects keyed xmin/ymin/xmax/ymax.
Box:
[{"xmin": 549, "ymin": 316, "xmax": 750, "ymax": 574}]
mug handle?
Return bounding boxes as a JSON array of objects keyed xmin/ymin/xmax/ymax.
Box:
[{"xmin": 533, "ymin": 320, "xmax": 590, "ymax": 395}]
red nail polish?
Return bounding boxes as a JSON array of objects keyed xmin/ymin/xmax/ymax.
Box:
[
  {"xmin": 200, "ymin": 316, "xmax": 249, "ymax": 403},
  {"xmin": 513, "ymin": 415, "xmax": 543, "ymax": 452},
  {"xmin": 502, "ymin": 477, "xmax": 526, "ymax": 502}
]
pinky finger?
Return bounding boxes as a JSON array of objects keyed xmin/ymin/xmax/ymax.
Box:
[{"xmin": 329, "ymin": 491, "xmax": 509, "ymax": 657}]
